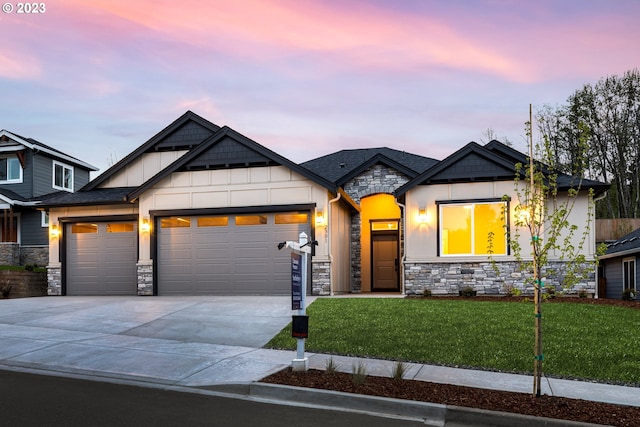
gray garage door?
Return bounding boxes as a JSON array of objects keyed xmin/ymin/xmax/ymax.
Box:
[
  {"xmin": 65, "ymin": 221, "xmax": 138, "ymax": 295},
  {"xmin": 157, "ymin": 212, "xmax": 310, "ymax": 295}
]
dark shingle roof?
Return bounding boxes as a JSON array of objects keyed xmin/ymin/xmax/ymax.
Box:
[
  {"xmin": 38, "ymin": 187, "xmax": 137, "ymax": 207},
  {"xmin": 0, "ymin": 188, "xmax": 30, "ymax": 203},
  {"xmin": 301, "ymin": 147, "xmax": 439, "ymax": 184},
  {"xmin": 604, "ymin": 227, "xmax": 640, "ymax": 256}
]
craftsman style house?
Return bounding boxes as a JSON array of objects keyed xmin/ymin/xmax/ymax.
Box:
[
  {"xmin": 42, "ymin": 112, "xmax": 608, "ymax": 296},
  {"xmin": 0, "ymin": 130, "xmax": 96, "ymax": 266},
  {"xmin": 600, "ymin": 228, "xmax": 640, "ymax": 299}
]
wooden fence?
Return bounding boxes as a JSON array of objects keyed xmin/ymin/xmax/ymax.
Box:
[{"xmin": 596, "ymin": 218, "xmax": 640, "ymax": 242}]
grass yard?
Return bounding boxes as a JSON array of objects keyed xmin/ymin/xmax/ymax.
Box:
[{"xmin": 266, "ymin": 298, "xmax": 640, "ymax": 385}]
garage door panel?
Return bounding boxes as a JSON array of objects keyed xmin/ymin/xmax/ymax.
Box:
[
  {"xmin": 66, "ymin": 221, "xmax": 137, "ymax": 295},
  {"xmin": 158, "ymin": 212, "xmax": 309, "ymax": 295}
]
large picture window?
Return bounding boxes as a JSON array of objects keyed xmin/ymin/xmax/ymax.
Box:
[{"xmin": 439, "ymin": 201, "xmax": 507, "ymax": 256}]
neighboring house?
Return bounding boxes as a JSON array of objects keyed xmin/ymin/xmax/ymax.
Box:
[
  {"xmin": 41, "ymin": 111, "xmax": 608, "ymax": 297},
  {"xmin": 599, "ymin": 228, "xmax": 640, "ymax": 299},
  {"xmin": 0, "ymin": 130, "xmax": 97, "ymax": 266}
]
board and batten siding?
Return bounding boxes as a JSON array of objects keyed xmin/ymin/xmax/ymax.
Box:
[{"xmin": 100, "ymin": 151, "xmax": 189, "ymax": 188}]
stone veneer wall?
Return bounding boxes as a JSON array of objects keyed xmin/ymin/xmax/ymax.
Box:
[
  {"xmin": 312, "ymin": 261, "xmax": 331, "ymax": 295},
  {"xmin": 404, "ymin": 260, "xmax": 596, "ymax": 296},
  {"xmin": 20, "ymin": 246, "xmax": 49, "ymax": 266},
  {"xmin": 47, "ymin": 265, "xmax": 61, "ymax": 295},
  {"xmin": 343, "ymin": 164, "xmax": 410, "ymax": 293},
  {"xmin": 0, "ymin": 243, "xmax": 20, "ymax": 265},
  {"xmin": 137, "ymin": 261, "xmax": 154, "ymax": 295}
]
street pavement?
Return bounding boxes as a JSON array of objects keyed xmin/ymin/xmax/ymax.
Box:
[{"xmin": 0, "ymin": 296, "xmax": 638, "ymax": 425}]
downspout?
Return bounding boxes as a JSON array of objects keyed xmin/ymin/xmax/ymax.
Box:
[
  {"xmin": 327, "ymin": 192, "xmax": 341, "ymax": 296},
  {"xmin": 395, "ymin": 197, "xmax": 406, "ymax": 296}
]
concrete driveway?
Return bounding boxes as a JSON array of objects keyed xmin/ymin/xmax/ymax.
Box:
[{"xmin": 0, "ymin": 296, "xmax": 311, "ymax": 386}]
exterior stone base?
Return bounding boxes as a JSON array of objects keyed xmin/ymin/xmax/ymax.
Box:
[
  {"xmin": 20, "ymin": 246, "xmax": 49, "ymax": 266},
  {"xmin": 0, "ymin": 243, "xmax": 20, "ymax": 265},
  {"xmin": 312, "ymin": 261, "xmax": 331, "ymax": 295},
  {"xmin": 0, "ymin": 270, "xmax": 47, "ymax": 298},
  {"xmin": 47, "ymin": 264, "xmax": 62, "ymax": 296},
  {"xmin": 404, "ymin": 261, "xmax": 596, "ymax": 297},
  {"xmin": 137, "ymin": 261, "xmax": 153, "ymax": 295}
]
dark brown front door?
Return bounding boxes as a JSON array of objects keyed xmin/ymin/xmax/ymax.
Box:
[{"xmin": 371, "ymin": 231, "xmax": 399, "ymax": 291}]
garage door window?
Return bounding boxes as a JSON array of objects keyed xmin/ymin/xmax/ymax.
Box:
[
  {"xmin": 197, "ymin": 217, "xmax": 229, "ymax": 227},
  {"xmin": 72, "ymin": 223, "xmax": 98, "ymax": 233},
  {"xmin": 236, "ymin": 215, "xmax": 267, "ymax": 226},
  {"xmin": 161, "ymin": 217, "xmax": 191, "ymax": 228},
  {"xmin": 107, "ymin": 223, "xmax": 134, "ymax": 233},
  {"xmin": 275, "ymin": 213, "xmax": 308, "ymax": 224}
]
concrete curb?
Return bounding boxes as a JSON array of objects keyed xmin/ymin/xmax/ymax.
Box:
[{"xmin": 207, "ymin": 382, "xmax": 601, "ymax": 427}]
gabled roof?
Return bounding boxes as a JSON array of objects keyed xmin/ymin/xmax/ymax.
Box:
[
  {"xmin": 301, "ymin": 147, "xmax": 438, "ymax": 185},
  {"xmin": 0, "ymin": 129, "xmax": 98, "ymax": 171},
  {"xmin": 83, "ymin": 111, "xmax": 220, "ymax": 191},
  {"xmin": 601, "ymin": 227, "xmax": 640, "ymax": 259},
  {"xmin": 485, "ymin": 140, "xmax": 609, "ymax": 195},
  {"xmin": 127, "ymin": 126, "xmax": 338, "ymax": 201},
  {"xmin": 395, "ymin": 141, "xmax": 517, "ymax": 196}
]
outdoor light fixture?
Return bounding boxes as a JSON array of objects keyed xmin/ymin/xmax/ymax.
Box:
[
  {"xmin": 315, "ymin": 209, "xmax": 326, "ymax": 227},
  {"xmin": 50, "ymin": 223, "xmax": 60, "ymax": 238},
  {"xmin": 140, "ymin": 218, "xmax": 151, "ymax": 233},
  {"xmin": 418, "ymin": 207, "xmax": 428, "ymax": 223}
]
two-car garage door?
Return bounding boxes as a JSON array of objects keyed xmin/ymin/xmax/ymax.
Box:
[
  {"xmin": 156, "ymin": 212, "xmax": 310, "ymax": 295},
  {"xmin": 64, "ymin": 211, "xmax": 311, "ymax": 295}
]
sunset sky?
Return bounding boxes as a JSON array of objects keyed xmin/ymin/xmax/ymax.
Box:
[{"xmin": 2, "ymin": 0, "xmax": 639, "ymax": 175}]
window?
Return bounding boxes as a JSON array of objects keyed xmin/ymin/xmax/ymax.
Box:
[
  {"xmin": 236, "ymin": 215, "xmax": 267, "ymax": 226},
  {"xmin": 439, "ymin": 201, "xmax": 507, "ymax": 256},
  {"xmin": 107, "ymin": 223, "xmax": 135, "ymax": 233},
  {"xmin": 197, "ymin": 216, "xmax": 228, "ymax": 227},
  {"xmin": 0, "ymin": 157, "xmax": 22, "ymax": 183},
  {"xmin": 623, "ymin": 257, "xmax": 636, "ymax": 291},
  {"xmin": 161, "ymin": 217, "xmax": 191, "ymax": 228},
  {"xmin": 275, "ymin": 213, "xmax": 308, "ymax": 224},
  {"xmin": 53, "ymin": 161, "xmax": 74, "ymax": 191},
  {"xmin": 41, "ymin": 211, "xmax": 49, "ymax": 228},
  {"xmin": 71, "ymin": 223, "xmax": 98, "ymax": 233}
]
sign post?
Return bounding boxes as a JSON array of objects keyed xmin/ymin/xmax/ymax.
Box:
[{"xmin": 277, "ymin": 232, "xmax": 313, "ymax": 372}]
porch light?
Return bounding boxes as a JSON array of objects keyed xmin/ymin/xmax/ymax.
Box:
[
  {"xmin": 418, "ymin": 208, "xmax": 428, "ymax": 223},
  {"xmin": 50, "ymin": 223, "xmax": 60, "ymax": 238},
  {"xmin": 315, "ymin": 209, "xmax": 326, "ymax": 227},
  {"xmin": 140, "ymin": 218, "xmax": 151, "ymax": 233}
]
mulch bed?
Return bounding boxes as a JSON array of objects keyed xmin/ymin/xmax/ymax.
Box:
[{"xmin": 262, "ymin": 297, "xmax": 640, "ymax": 426}]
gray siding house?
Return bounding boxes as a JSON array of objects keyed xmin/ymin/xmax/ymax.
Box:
[
  {"xmin": 600, "ymin": 228, "xmax": 640, "ymax": 299},
  {"xmin": 0, "ymin": 130, "xmax": 97, "ymax": 265}
]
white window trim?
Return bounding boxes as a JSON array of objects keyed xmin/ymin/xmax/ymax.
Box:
[
  {"xmin": 41, "ymin": 211, "xmax": 49, "ymax": 228},
  {"xmin": 0, "ymin": 156, "xmax": 23, "ymax": 184},
  {"xmin": 438, "ymin": 200, "xmax": 508, "ymax": 257},
  {"xmin": 622, "ymin": 257, "xmax": 636, "ymax": 291},
  {"xmin": 52, "ymin": 160, "xmax": 74, "ymax": 192}
]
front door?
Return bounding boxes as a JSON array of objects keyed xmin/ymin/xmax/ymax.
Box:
[{"xmin": 371, "ymin": 222, "xmax": 399, "ymax": 291}]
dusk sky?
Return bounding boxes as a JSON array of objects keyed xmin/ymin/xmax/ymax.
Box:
[{"xmin": 2, "ymin": 0, "xmax": 639, "ymax": 176}]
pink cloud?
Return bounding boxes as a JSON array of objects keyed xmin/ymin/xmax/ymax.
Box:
[
  {"xmin": 0, "ymin": 50, "xmax": 41, "ymax": 79},
  {"xmin": 61, "ymin": 0, "xmax": 528, "ymax": 81}
]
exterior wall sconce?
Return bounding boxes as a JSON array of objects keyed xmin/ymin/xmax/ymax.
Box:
[
  {"xmin": 140, "ymin": 218, "xmax": 151, "ymax": 233},
  {"xmin": 50, "ymin": 223, "xmax": 60, "ymax": 238},
  {"xmin": 418, "ymin": 208, "xmax": 428, "ymax": 223},
  {"xmin": 315, "ymin": 209, "xmax": 326, "ymax": 227}
]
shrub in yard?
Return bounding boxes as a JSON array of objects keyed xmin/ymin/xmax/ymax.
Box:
[
  {"xmin": 325, "ymin": 357, "xmax": 339, "ymax": 374},
  {"xmin": 459, "ymin": 286, "xmax": 477, "ymax": 297},
  {"xmin": 391, "ymin": 361, "xmax": 408, "ymax": 381},
  {"xmin": 622, "ymin": 288, "xmax": 636, "ymax": 301}
]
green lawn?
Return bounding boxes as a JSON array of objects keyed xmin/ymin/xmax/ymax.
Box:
[{"xmin": 266, "ymin": 298, "xmax": 640, "ymax": 385}]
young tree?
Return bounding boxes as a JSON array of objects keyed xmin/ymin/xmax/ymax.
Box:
[{"xmin": 508, "ymin": 105, "xmax": 600, "ymax": 397}]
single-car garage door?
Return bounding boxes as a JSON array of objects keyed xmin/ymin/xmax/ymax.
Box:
[
  {"xmin": 65, "ymin": 221, "xmax": 138, "ymax": 295},
  {"xmin": 157, "ymin": 212, "xmax": 310, "ymax": 295}
]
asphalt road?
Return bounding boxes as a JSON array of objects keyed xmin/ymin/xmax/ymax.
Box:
[{"xmin": 0, "ymin": 369, "xmax": 427, "ymax": 427}]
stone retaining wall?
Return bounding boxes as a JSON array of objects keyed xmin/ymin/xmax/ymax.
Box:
[{"xmin": 0, "ymin": 270, "xmax": 47, "ymax": 299}]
